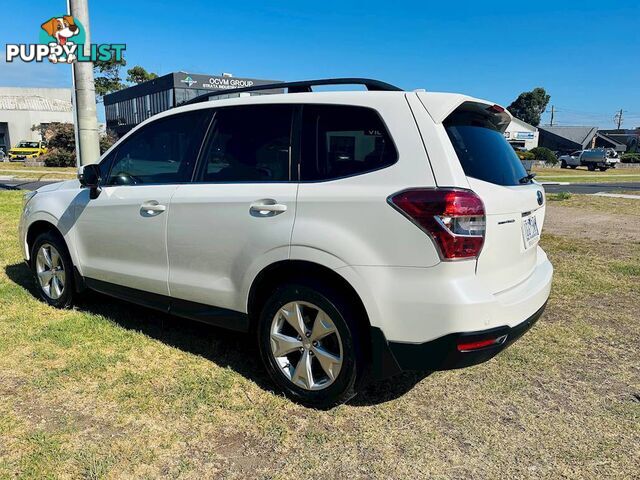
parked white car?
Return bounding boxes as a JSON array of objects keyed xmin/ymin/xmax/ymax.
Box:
[
  {"xmin": 19, "ymin": 79, "xmax": 553, "ymax": 407},
  {"xmin": 559, "ymin": 148, "xmax": 619, "ymax": 171}
]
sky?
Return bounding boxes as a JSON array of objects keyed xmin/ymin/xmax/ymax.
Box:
[{"xmin": 3, "ymin": 0, "xmax": 639, "ymax": 128}]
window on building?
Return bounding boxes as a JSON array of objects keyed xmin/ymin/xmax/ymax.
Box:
[
  {"xmin": 197, "ymin": 105, "xmax": 293, "ymax": 182},
  {"xmin": 106, "ymin": 110, "xmax": 210, "ymax": 185},
  {"xmin": 300, "ymin": 105, "xmax": 398, "ymax": 181}
]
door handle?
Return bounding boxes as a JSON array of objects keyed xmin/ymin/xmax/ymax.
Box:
[
  {"xmin": 250, "ymin": 200, "xmax": 287, "ymax": 217},
  {"xmin": 140, "ymin": 201, "xmax": 167, "ymax": 216}
]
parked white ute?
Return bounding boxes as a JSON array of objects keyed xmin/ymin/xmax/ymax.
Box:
[{"xmin": 19, "ymin": 79, "xmax": 553, "ymax": 407}]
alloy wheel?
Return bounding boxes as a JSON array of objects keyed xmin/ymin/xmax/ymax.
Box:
[
  {"xmin": 269, "ymin": 301, "xmax": 343, "ymax": 391},
  {"xmin": 35, "ymin": 243, "xmax": 66, "ymax": 300}
]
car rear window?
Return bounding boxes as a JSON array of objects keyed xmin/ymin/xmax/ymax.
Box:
[{"xmin": 444, "ymin": 110, "xmax": 528, "ymax": 186}]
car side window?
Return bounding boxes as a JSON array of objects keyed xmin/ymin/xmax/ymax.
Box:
[
  {"xmin": 98, "ymin": 148, "xmax": 117, "ymax": 184},
  {"xmin": 300, "ymin": 105, "xmax": 398, "ymax": 181},
  {"xmin": 107, "ymin": 110, "xmax": 210, "ymax": 186},
  {"xmin": 197, "ymin": 105, "xmax": 293, "ymax": 183}
]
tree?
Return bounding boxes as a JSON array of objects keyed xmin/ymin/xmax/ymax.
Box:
[
  {"xmin": 94, "ymin": 55, "xmax": 127, "ymax": 98},
  {"xmin": 93, "ymin": 56, "xmax": 159, "ymax": 101},
  {"xmin": 507, "ymin": 88, "xmax": 550, "ymax": 127},
  {"xmin": 126, "ymin": 66, "xmax": 158, "ymax": 85}
]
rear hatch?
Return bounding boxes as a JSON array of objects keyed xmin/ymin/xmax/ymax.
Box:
[{"xmin": 443, "ymin": 102, "xmax": 546, "ymax": 293}]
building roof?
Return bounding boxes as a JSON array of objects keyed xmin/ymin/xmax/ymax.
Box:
[
  {"xmin": 0, "ymin": 87, "xmax": 72, "ymax": 112},
  {"xmin": 507, "ymin": 117, "xmax": 537, "ymax": 132},
  {"xmin": 595, "ymin": 132, "xmax": 628, "ymax": 152},
  {"xmin": 538, "ymin": 126, "xmax": 598, "ymax": 148}
]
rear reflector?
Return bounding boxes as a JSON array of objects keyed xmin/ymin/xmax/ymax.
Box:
[
  {"xmin": 457, "ymin": 335, "xmax": 507, "ymax": 352},
  {"xmin": 388, "ymin": 188, "xmax": 485, "ymax": 259}
]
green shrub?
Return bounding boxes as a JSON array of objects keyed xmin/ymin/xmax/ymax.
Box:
[
  {"xmin": 620, "ymin": 153, "xmax": 640, "ymax": 163},
  {"xmin": 530, "ymin": 147, "xmax": 557, "ymax": 165},
  {"xmin": 516, "ymin": 150, "xmax": 535, "ymax": 160},
  {"xmin": 43, "ymin": 148, "xmax": 76, "ymax": 167},
  {"xmin": 549, "ymin": 192, "xmax": 572, "ymax": 201}
]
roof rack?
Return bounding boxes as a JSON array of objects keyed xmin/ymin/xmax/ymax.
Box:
[{"xmin": 182, "ymin": 78, "xmax": 403, "ymax": 106}]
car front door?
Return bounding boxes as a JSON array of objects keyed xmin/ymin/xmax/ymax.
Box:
[
  {"xmin": 73, "ymin": 110, "xmax": 211, "ymax": 296},
  {"xmin": 167, "ymin": 104, "xmax": 297, "ymax": 315}
]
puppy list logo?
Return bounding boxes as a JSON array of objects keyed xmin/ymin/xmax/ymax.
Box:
[{"xmin": 5, "ymin": 15, "xmax": 125, "ymax": 64}]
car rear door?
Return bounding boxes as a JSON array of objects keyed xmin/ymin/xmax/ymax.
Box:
[
  {"xmin": 441, "ymin": 102, "xmax": 546, "ymax": 294},
  {"xmin": 73, "ymin": 110, "xmax": 210, "ymax": 296},
  {"xmin": 166, "ymin": 104, "xmax": 297, "ymax": 315}
]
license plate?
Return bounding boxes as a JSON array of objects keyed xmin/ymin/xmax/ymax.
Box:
[{"xmin": 522, "ymin": 213, "xmax": 540, "ymax": 249}]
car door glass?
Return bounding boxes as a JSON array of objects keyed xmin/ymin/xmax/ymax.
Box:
[
  {"xmin": 107, "ymin": 110, "xmax": 210, "ymax": 186},
  {"xmin": 199, "ymin": 105, "xmax": 292, "ymax": 182},
  {"xmin": 301, "ymin": 105, "xmax": 397, "ymax": 181}
]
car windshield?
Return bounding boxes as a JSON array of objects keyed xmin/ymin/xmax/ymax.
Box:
[{"xmin": 17, "ymin": 142, "xmax": 40, "ymax": 149}]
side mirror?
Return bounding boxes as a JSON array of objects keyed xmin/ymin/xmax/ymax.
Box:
[{"xmin": 78, "ymin": 164, "xmax": 102, "ymax": 199}]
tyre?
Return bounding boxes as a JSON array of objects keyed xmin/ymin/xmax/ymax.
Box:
[
  {"xmin": 560, "ymin": 160, "xmax": 567, "ymax": 169},
  {"xmin": 587, "ymin": 164, "xmax": 596, "ymax": 171},
  {"xmin": 257, "ymin": 282, "xmax": 365, "ymax": 408},
  {"xmin": 570, "ymin": 165, "xmax": 577, "ymax": 169},
  {"xmin": 599, "ymin": 167, "xmax": 607, "ymax": 172},
  {"xmin": 30, "ymin": 231, "xmax": 76, "ymax": 309}
]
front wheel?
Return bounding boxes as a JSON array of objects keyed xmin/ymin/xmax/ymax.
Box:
[
  {"xmin": 587, "ymin": 164, "xmax": 596, "ymax": 171},
  {"xmin": 599, "ymin": 167, "xmax": 608, "ymax": 172},
  {"xmin": 257, "ymin": 282, "xmax": 365, "ymax": 408},
  {"xmin": 30, "ymin": 231, "xmax": 76, "ymax": 309},
  {"xmin": 560, "ymin": 160, "xmax": 567, "ymax": 169}
]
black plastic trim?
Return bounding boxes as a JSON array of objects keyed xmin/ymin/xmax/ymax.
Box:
[
  {"xmin": 84, "ymin": 278, "xmax": 250, "ymax": 332},
  {"xmin": 371, "ymin": 302, "xmax": 547, "ymax": 378}
]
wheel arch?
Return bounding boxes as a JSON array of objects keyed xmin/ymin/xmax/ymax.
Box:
[
  {"xmin": 247, "ymin": 260, "xmax": 372, "ymax": 336},
  {"xmin": 26, "ymin": 220, "xmax": 63, "ymax": 262}
]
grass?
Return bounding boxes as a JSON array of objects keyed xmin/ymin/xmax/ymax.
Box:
[
  {"xmin": 546, "ymin": 192, "xmax": 640, "ymax": 216},
  {"xmin": 0, "ymin": 163, "xmax": 76, "ymax": 181},
  {"xmin": 533, "ymin": 166, "xmax": 640, "ymax": 184},
  {"xmin": 0, "ymin": 190, "xmax": 639, "ymax": 478}
]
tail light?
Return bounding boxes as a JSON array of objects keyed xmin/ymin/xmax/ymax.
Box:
[
  {"xmin": 457, "ymin": 335, "xmax": 507, "ymax": 352},
  {"xmin": 388, "ymin": 188, "xmax": 485, "ymax": 260}
]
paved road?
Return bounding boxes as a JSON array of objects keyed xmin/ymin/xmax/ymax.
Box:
[
  {"xmin": 543, "ymin": 182, "xmax": 640, "ymax": 194},
  {"xmin": 0, "ymin": 180, "xmax": 60, "ymax": 191}
]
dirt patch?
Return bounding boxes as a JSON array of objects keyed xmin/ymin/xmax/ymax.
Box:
[{"xmin": 545, "ymin": 203, "xmax": 640, "ymax": 243}]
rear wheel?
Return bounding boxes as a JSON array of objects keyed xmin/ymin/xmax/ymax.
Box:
[
  {"xmin": 570, "ymin": 165, "xmax": 577, "ymax": 169},
  {"xmin": 560, "ymin": 160, "xmax": 567, "ymax": 169},
  {"xmin": 587, "ymin": 164, "xmax": 596, "ymax": 171},
  {"xmin": 599, "ymin": 167, "xmax": 607, "ymax": 172},
  {"xmin": 257, "ymin": 282, "xmax": 364, "ymax": 408},
  {"xmin": 30, "ymin": 231, "xmax": 75, "ymax": 308}
]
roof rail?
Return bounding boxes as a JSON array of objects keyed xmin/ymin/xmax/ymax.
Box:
[{"xmin": 182, "ymin": 78, "xmax": 403, "ymax": 106}]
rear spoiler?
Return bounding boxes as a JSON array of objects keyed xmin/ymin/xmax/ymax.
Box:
[{"xmin": 416, "ymin": 92, "xmax": 512, "ymax": 131}]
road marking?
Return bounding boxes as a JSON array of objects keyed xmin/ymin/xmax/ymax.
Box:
[{"xmin": 591, "ymin": 192, "xmax": 640, "ymax": 200}]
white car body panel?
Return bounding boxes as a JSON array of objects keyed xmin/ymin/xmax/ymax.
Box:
[
  {"xmin": 167, "ymin": 183, "xmax": 298, "ymax": 313},
  {"xmin": 19, "ymin": 89, "xmax": 553, "ymax": 349},
  {"xmin": 72, "ymin": 184, "xmax": 177, "ymax": 295}
]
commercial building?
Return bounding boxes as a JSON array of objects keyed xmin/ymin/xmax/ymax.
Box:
[
  {"xmin": 504, "ymin": 117, "xmax": 538, "ymax": 150},
  {"xmin": 104, "ymin": 72, "xmax": 283, "ymax": 136},
  {"xmin": 0, "ymin": 87, "xmax": 73, "ymax": 155}
]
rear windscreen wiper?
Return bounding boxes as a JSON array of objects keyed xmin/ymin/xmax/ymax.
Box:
[{"xmin": 519, "ymin": 173, "xmax": 536, "ymax": 184}]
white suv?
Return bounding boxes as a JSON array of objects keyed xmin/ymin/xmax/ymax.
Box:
[{"xmin": 19, "ymin": 79, "xmax": 553, "ymax": 407}]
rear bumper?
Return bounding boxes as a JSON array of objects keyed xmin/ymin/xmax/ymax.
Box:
[{"xmin": 372, "ymin": 301, "xmax": 546, "ymax": 376}]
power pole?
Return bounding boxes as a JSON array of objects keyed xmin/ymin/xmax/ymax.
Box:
[
  {"xmin": 549, "ymin": 105, "xmax": 555, "ymax": 126},
  {"xmin": 69, "ymin": 0, "xmax": 100, "ymax": 166},
  {"xmin": 614, "ymin": 109, "xmax": 623, "ymax": 130}
]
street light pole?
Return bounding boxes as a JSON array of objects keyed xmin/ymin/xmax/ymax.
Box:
[{"xmin": 69, "ymin": 0, "xmax": 100, "ymax": 166}]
